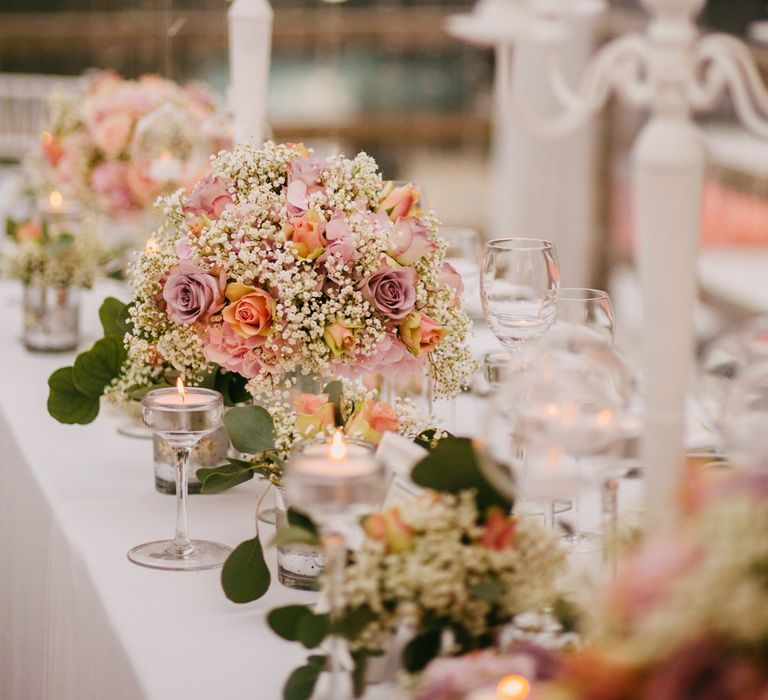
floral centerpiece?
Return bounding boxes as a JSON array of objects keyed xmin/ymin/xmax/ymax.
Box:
[
  {"xmin": 2, "ymin": 216, "xmax": 104, "ymax": 289},
  {"xmin": 531, "ymin": 472, "xmax": 768, "ymax": 700},
  {"xmin": 36, "ymin": 70, "xmax": 219, "ymax": 215},
  {"xmin": 261, "ymin": 438, "xmax": 566, "ymax": 700},
  {"xmin": 47, "ymin": 140, "xmax": 474, "ymax": 427}
]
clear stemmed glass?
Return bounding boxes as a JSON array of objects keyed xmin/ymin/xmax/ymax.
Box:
[
  {"xmin": 546, "ymin": 288, "xmax": 615, "ymax": 553},
  {"xmin": 284, "ymin": 434, "xmax": 387, "ymax": 699},
  {"xmin": 480, "ymin": 238, "xmax": 560, "ymax": 359},
  {"xmin": 128, "ymin": 386, "xmax": 231, "ymax": 571}
]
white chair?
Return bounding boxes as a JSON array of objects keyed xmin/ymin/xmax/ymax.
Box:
[{"xmin": 0, "ymin": 73, "xmax": 80, "ymax": 162}]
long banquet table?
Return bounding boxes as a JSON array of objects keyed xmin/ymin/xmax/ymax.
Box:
[{"xmin": 0, "ymin": 277, "xmax": 679, "ymax": 700}]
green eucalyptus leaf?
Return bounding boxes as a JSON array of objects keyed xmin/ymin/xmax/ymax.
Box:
[
  {"xmin": 47, "ymin": 367, "xmax": 100, "ymax": 424},
  {"xmin": 6, "ymin": 218, "xmax": 18, "ymax": 241},
  {"xmin": 47, "ymin": 233, "xmax": 75, "ymax": 258},
  {"xmin": 72, "ymin": 336, "xmax": 127, "ymax": 398},
  {"xmin": 323, "ymin": 379, "xmax": 344, "ymax": 423},
  {"xmin": 283, "ymin": 661, "xmax": 324, "ymax": 700},
  {"xmin": 215, "ymin": 370, "xmax": 250, "ymax": 406},
  {"xmin": 223, "ymin": 405, "xmax": 276, "ymax": 454},
  {"xmin": 268, "ymin": 605, "xmax": 330, "ymax": 649},
  {"xmin": 98, "ymin": 297, "xmax": 130, "ymax": 337},
  {"xmin": 469, "ymin": 580, "xmax": 505, "ymax": 601},
  {"xmin": 411, "ymin": 437, "xmax": 512, "ymax": 513},
  {"xmin": 220, "ymin": 537, "xmax": 270, "ymax": 603},
  {"xmin": 402, "ymin": 628, "xmax": 442, "ymax": 673},
  {"xmin": 351, "ymin": 651, "xmax": 374, "ymax": 698},
  {"xmin": 197, "ymin": 462, "xmax": 255, "ymax": 494},
  {"xmin": 287, "ymin": 507, "xmax": 318, "ymax": 536},
  {"xmin": 270, "ymin": 526, "xmax": 321, "ymax": 548},
  {"xmin": 333, "ymin": 606, "xmax": 377, "ymax": 639}
]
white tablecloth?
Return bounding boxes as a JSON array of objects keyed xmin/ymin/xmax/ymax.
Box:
[
  {"xmin": 0, "ymin": 281, "xmax": 323, "ymax": 700},
  {"xmin": 0, "ymin": 279, "xmax": 666, "ymax": 700}
]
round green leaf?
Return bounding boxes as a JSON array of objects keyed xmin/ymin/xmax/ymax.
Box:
[
  {"xmin": 72, "ymin": 336, "xmax": 127, "ymax": 398},
  {"xmin": 98, "ymin": 297, "xmax": 130, "ymax": 337},
  {"xmin": 283, "ymin": 662, "xmax": 323, "ymax": 700},
  {"xmin": 221, "ymin": 537, "xmax": 270, "ymax": 603},
  {"xmin": 223, "ymin": 405, "xmax": 276, "ymax": 454},
  {"xmin": 47, "ymin": 367, "xmax": 100, "ymax": 425}
]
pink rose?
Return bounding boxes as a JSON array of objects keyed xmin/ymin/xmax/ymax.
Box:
[
  {"xmin": 439, "ymin": 261, "xmax": 464, "ymax": 306},
  {"xmin": 92, "ymin": 111, "xmax": 133, "ymax": 159},
  {"xmin": 285, "ymin": 156, "xmax": 326, "ymax": 215},
  {"xmin": 359, "ymin": 266, "xmax": 417, "ymax": 321},
  {"xmin": 345, "ymin": 400, "xmax": 400, "ymax": 445},
  {"xmin": 222, "ymin": 282, "xmax": 274, "ymax": 339},
  {"xmin": 399, "ymin": 312, "xmax": 447, "ymax": 357},
  {"xmin": 323, "ymin": 321, "xmax": 357, "ymax": 357},
  {"xmin": 293, "ymin": 393, "xmax": 336, "ymax": 439},
  {"xmin": 387, "ymin": 218, "xmax": 437, "ymax": 266},
  {"xmin": 378, "ymin": 181, "xmax": 420, "ymax": 221},
  {"xmin": 203, "ymin": 322, "xmax": 265, "ymax": 378},
  {"xmin": 162, "ymin": 262, "xmax": 226, "ymax": 325},
  {"xmin": 90, "ymin": 161, "xmax": 134, "ymax": 212},
  {"xmin": 288, "ymin": 210, "xmax": 327, "ymax": 260},
  {"xmin": 125, "ymin": 165, "xmax": 160, "ymax": 207},
  {"xmin": 184, "ymin": 175, "xmax": 233, "ymax": 219},
  {"xmin": 333, "ymin": 332, "xmax": 422, "ymax": 380}
]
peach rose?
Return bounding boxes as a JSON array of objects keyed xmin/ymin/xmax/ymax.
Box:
[
  {"xmin": 378, "ymin": 181, "xmax": 420, "ymax": 221},
  {"xmin": 222, "ymin": 282, "xmax": 274, "ymax": 339},
  {"xmin": 288, "ymin": 210, "xmax": 326, "ymax": 259},
  {"xmin": 398, "ymin": 312, "xmax": 447, "ymax": 357},
  {"xmin": 345, "ymin": 400, "xmax": 400, "ymax": 445},
  {"xmin": 293, "ymin": 393, "xmax": 336, "ymax": 439},
  {"xmin": 92, "ymin": 111, "xmax": 133, "ymax": 159},
  {"xmin": 480, "ymin": 507, "xmax": 517, "ymax": 551},
  {"xmin": 323, "ymin": 321, "xmax": 358, "ymax": 357},
  {"xmin": 363, "ymin": 508, "xmax": 415, "ymax": 553},
  {"xmin": 14, "ymin": 221, "xmax": 43, "ymax": 244}
]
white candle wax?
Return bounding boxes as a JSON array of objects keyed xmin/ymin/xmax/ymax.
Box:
[
  {"xmin": 293, "ymin": 442, "xmax": 377, "ymax": 478},
  {"xmin": 149, "ymin": 156, "xmax": 183, "ymax": 183},
  {"xmin": 153, "ymin": 392, "xmax": 212, "ymax": 407}
]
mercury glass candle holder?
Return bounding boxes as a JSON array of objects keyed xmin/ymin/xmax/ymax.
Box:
[
  {"xmin": 284, "ymin": 432, "xmax": 387, "ymax": 699},
  {"xmin": 128, "ymin": 384, "xmax": 230, "ymax": 571}
]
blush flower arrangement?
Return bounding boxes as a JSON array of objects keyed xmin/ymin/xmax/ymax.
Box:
[
  {"xmin": 36, "ymin": 70, "xmax": 218, "ymax": 214},
  {"xmin": 529, "ymin": 472, "xmax": 768, "ymax": 700},
  {"xmin": 103, "ymin": 140, "xmax": 474, "ymax": 407},
  {"xmin": 2, "ymin": 216, "xmax": 105, "ymax": 288}
]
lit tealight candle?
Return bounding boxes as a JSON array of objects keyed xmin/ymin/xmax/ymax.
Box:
[
  {"xmin": 149, "ymin": 150, "xmax": 184, "ymax": 183},
  {"xmin": 465, "ymin": 674, "xmax": 531, "ymax": 700},
  {"xmin": 141, "ymin": 379, "xmax": 223, "ymax": 442},
  {"xmin": 294, "ymin": 430, "xmax": 378, "ymax": 477}
]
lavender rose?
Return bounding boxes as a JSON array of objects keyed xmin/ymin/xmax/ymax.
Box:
[
  {"xmin": 162, "ymin": 262, "xmax": 226, "ymax": 325},
  {"xmin": 359, "ymin": 266, "xmax": 417, "ymax": 321}
]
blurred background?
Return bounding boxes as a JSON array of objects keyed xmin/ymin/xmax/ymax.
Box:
[{"xmin": 2, "ymin": 0, "xmax": 768, "ymax": 346}]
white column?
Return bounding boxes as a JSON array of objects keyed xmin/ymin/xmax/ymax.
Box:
[
  {"xmin": 228, "ymin": 0, "xmax": 273, "ymax": 145},
  {"xmin": 489, "ymin": 9, "xmax": 601, "ymax": 287},
  {"xmin": 633, "ymin": 114, "xmax": 704, "ymax": 529}
]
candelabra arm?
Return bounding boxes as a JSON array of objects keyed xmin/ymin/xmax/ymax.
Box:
[{"xmin": 506, "ymin": 33, "xmax": 653, "ymax": 138}]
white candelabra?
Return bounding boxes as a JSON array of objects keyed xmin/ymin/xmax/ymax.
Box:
[{"xmin": 450, "ymin": 0, "xmax": 768, "ymax": 529}]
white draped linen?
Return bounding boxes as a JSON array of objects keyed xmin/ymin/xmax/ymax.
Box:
[{"xmin": 0, "ymin": 281, "xmax": 316, "ymax": 700}]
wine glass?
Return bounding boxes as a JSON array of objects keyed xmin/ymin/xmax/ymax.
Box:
[
  {"xmin": 480, "ymin": 238, "xmax": 560, "ymax": 360},
  {"xmin": 546, "ymin": 288, "xmax": 615, "ymax": 552},
  {"xmin": 720, "ymin": 360, "xmax": 768, "ymax": 471}
]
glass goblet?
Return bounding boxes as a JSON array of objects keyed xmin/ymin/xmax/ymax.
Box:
[
  {"xmin": 546, "ymin": 288, "xmax": 616, "ymax": 552},
  {"xmin": 284, "ymin": 433, "xmax": 387, "ymax": 700},
  {"xmin": 480, "ymin": 237, "xmax": 560, "ymax": 355},
  {"xmin": 129, "ymin": 386, "xmax": 230, "ymax": 571}
]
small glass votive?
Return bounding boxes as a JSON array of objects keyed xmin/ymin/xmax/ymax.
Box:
[{"xmin": 22, "ymin": 283, "xmax": 79, "ymax": 352}]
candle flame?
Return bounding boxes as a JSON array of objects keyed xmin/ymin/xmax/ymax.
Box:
[
  {"xmin": 144, "ymin": 235, "xmax": 158, "ymax": 255},
  {"xmin": 176, "ymin": 376, "xmax": 186, "ymax": 401},
  {"xmin": 596, "ymin": 409, "xmax": 614, "ymax": 429},
  {"xmin": 49, "ymin": 190, "xmax": 64, "ymax": 210},
  {"xmin": 329, "ymin": 429, "xmax": 348, "ymax": 461},
  {"xmin": 497, "ymin": 675, "xmax": 530, "ymax": 699}
]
